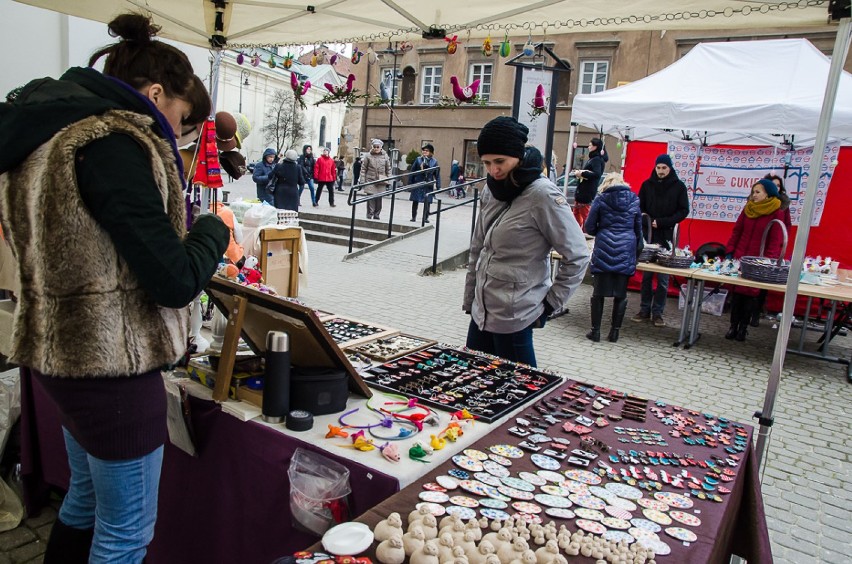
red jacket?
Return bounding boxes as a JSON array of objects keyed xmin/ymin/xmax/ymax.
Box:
[
  {"xmin": 313, "ymin": 155, "xmax": 337, "ymax": 182},
  {"xmin": 726, "ymin": 207, "xmax": 787, "ymax": 260}
]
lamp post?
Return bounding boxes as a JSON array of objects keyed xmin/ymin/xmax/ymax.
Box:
[
  {"xmin": 238, "ymin": 69, "xmax": 250, "ymax": 113},
  {"xmin": 379, "ymin": 42, "xmax": 402, "ymax": 151}
]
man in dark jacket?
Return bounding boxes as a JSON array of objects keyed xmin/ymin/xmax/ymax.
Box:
[
  {"xmin": 632, "ymin": 154, "xmax": 690, "ymax": 327},
  {"xmin": 334, "ymin": 156, "xmax": 346, "ymax": 191},
  {"xmin": 352, "ymin": 156, "xmax": 362, "ymax": 187},
  {"xmin": 408, "ymin": 143, "xmax": 440, "ymax": 223},
  {"xmin": 297, "ymin": 144, "xmax": 317, "ymax": 207},
  {"xmin": 571, "ymin": 138, "xmax": 606, "ymax": 230},
  {"xmin": 251, "ymin": 148, "xmax": 276, "ymax": 205}
]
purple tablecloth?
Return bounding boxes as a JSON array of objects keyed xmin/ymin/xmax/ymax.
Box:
[{"xmin": 19, "ymin": 369, "xmax": 400, "ymax": 563}]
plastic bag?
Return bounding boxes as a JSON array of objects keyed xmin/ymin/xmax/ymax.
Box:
[
  {"xmin": 288, "ymin": 448, "xmax": 351, "ymax": 535},
  {"xmin": 241, "ymin": 204, "xmax": 280, "ymax": 256}
]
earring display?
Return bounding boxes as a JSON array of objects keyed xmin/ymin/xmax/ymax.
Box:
[
  {"xmin": 360, "ymin": 345, "xmax": 562, "ymax": 423},
  {"xmin": 321, "ymin": 316, "xmax": 396, "ymax": 347},
  {"xmin": 346, "ymin": 333, "xmax": 437, "ymax": 362}
]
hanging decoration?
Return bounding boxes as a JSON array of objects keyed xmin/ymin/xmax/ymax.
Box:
[
  {"xmin": 499, "ymin": 32, "xmax": 511, "ymax": 58},
  {"xmin": 251, "ymin": 52, "xmax": 261, "ymax": 67},
  {"xmin": 367, "ymin": 48, "xmax": 378, "ymax": 65},
  {"xmin": 329, "ymin": 53, "xmax": 338, "ymax": 65},
  {"xmin": 482, "ymin": 33, "xmax": 493, "ymax": 57},
  {"xmin": 236, "ymin": 52, "xmax": 245, "ymax": 65},
  {"xmin": 267, "ymin": 55, "xmax": 277, "ymax": 69},
  {"xmin": 310, "ymin": 48, "xmax": 319, "ymax": 67},
  {"xmin": 523, "ymin": 33, "xmax": 535, "ymax": 57},
  {"xmin": 528, "ymin": 84, "xmax": 548, "ymax": 119},
  {"xmin": 399, "ymin": 41, "xmax": 413, "ymax": 53},
  {"xmin": 290, "ymin": 72, "xmax": 311, "ymax": 110},
  {"xmin": 445, "ymin": 34, "xmax": 458, "ymax": 55},
  {"xmin": 282, "ymin": 52, "xmax": 295, "ymax": 69},
  {"xmin": 191, "ymin": 119, "xmax": 223, "ymax": 189},
  {"xmin": 316, "ymin": 74, "xmax": 366, "ymax": 107},
  {"xmin": 351, "ymin": 47, "xmax": 363, "ymax": 64}
]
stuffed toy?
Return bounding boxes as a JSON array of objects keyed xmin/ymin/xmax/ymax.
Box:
[{"xmin": 240, "ymin": 255, "xmax": 263, "ymax": 284}]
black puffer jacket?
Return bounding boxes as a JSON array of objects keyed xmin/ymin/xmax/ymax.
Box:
[
  {"xmin": 638, "ymin": 170, "xmax": 690, "ymax": 246},
  {"xmin": 575, "ymin": 149, "xmax": 605, "ymax": 204},
  {"xmin": 585, "ymin": 185, "xmax": 643, "ymax": 275}
]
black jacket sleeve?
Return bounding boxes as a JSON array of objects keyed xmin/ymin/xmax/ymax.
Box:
[
  {"xmin": 75, "ymin": 134, "xmax": 230, "ymax": 308},
  {"xmin": 655, "ymin": 180, "xmax": 690, "ymax": 229}
]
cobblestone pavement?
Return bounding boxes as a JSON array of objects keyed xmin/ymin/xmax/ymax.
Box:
[{"xmin": 4, "ymin": 178, "xmax": 850, "ymax": 563}]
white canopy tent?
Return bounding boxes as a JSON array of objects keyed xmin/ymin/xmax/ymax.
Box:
[{"xmin": 572, "ymin": 38, "xmax": 852, "ymax": 146}]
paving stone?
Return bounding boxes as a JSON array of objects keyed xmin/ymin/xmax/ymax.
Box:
[
  {"xmin": 0, "ymin": 530, "xmax": 35, "ymax": 553},
  {"xmin": 9, "ymin": 540, "xmax": 44, "ymax": 564}
]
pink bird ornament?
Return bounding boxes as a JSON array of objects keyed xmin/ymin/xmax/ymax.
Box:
[
  {"xmin": 325, "ymin": 74, "xmax": 356, "ymax": 95},
  {"xmin": 529, "ymin": 84, "xmax": 548, "ymax": 118},
  {"xmin": 450, "ymin": 76, "xmax": 480, "ymax": 103}
]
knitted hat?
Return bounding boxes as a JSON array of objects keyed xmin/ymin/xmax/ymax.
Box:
[
  {"xmin": 422, "ymin": 143, "xmax": 434, "ymax": 153},
  {"xmin": 655, "ymin": 154, "xmax": 674, "ymax": 168},
  {"xmin": 371, "ymin": 139, "xmax": 384, "ymax": 147},
  {"xmin": 756, "ymin": 178, "xmax": 779, "ymax": 198},
  {"xmin": 477, "ymin": 116, "xmax": 528, "ymax": 159},
  {"xmin": 284, "ymin": 149, "xmax": 299, "ymax": 162}
]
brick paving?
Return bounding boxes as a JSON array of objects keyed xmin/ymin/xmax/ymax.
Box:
[{"xmin": 4, "ymin": 175, "xmax": 850, "ymax": 562}]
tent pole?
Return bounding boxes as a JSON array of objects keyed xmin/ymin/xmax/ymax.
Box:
[
  {"xmin": 755, "ymin": 17, "xmax": 852, "ymax": 471},
  {"xmin": 565, "ymin": 123, "xmax": 577, "ymax": 177}
]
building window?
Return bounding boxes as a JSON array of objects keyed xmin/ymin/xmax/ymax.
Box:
[
  {"xmin": 468, "ymin": 63, "xmax": 492, "ymax": 102},
  {"xmin": 579, "ymin": 60, "xmax": 609, "ymax": 94},
  {"xmin": 319, "ymin": 117, "xmax": 327, "ymax": 147},
  {"xmin": 464, "ymin": 140, "xmax": 486, "ymax": 179},
  {"xmin": 420, "ymin": 65, "xmax": 443, "ymax": 104}
]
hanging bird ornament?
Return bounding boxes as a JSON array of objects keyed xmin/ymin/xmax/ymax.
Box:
[
  {"xmin": 528, "ymin": 83, "xmax": 549, "ymax": 118},
  {"xmin": 482, "ymin": 33, "xmax": 493, "ymax": 57},
  {"xmin": 399, "ymin": 41, "xmax": 413, "ymax": 53},
  {"xmin": 282, "ymin": 52, "xmax": 295, "ymax": 69},
  {"xmin": 290, "ymin": 72, "xmax": 311, "ymax": 110},
  {"xmin": 351, "ymin": 47, "xmax": 363, "ymax": 64},
  {"xmin": 445, "ymin": 34, "xmax": 459, "ymax": 55},
  {"xmin": 310, "ymin": 49, "xmax": 319, "ymax": 67},
  {"xmin": 251, "ymin": 52, "xmax": 261, "ymax": 67},
  {"xmin": 450, "ymin": 75, "xmax": 481, "ymax": 104},
  {"xmin": 329, "ymin": 53, "xmax": 338, "ymax": 65},
  {"xmin": 316, "ymin": 73, "xmax": 365, "ymax": 107},
  {"xmin": 499, "ymin": 32, "xmax": 511, "ymax": 57},
  {"xmin": 267, "ymin": 56, "xmax": 277, "ymax": 69},
  {"xmin": 236, "ymin": 52, "xmax": 245, "ymax": 65}
]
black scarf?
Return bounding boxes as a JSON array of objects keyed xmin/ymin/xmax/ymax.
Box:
[{"xmin": 486, "ymin": 164, "xmax": 542, "ymax": 202}]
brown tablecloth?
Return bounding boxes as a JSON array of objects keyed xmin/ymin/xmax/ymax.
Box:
[{"xmin": 310, "ymin": 379, "xmax": 772, "ymax": 563}]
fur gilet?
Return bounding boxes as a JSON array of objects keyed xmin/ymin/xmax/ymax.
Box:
[{"xmin": 0, "ymin": 110, "xmax": 188, "ymax": 377}]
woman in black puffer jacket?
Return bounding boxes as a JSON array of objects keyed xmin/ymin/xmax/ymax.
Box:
[{"xmin": 584, "ymin": 173, "xmax": 643, "ymax": 342}]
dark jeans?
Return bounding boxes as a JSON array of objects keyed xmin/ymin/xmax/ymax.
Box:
[
  {"xmin": 466, "ymin": 319, "xmax": 537, "ymax": 367},
  {"xmin": 640, "ymin": 271, "xmax": 669, "ymax": 316},
  {"xmin": 315, "ymin": 181, "xmax": 335, "ymax": 205}
]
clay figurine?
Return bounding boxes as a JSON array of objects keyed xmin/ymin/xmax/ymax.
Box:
[
  {"xmin": 481, "ymin": 526, "xmax": 512, "ymax": 555},
  {"xmin": 408, "ymin": 505, "xmax": 432, "ymax": 526},
  {"xmin": 466, "ymin": 539, "xmax": 496, "ymax": 564},
  {"xmin": 402, "ymin": 525, "xmax": 425, "ymax": 556},
  {"xmin": 535, "ymin": 540, "xmax": 560, "ymax": 564},
  {"xmin": 451, "ymin": 545, "xmax": 469, "ymax": 563},
  {"xmin": 510, "ymin": 549, "xmax": 537, "ymax": 564},
  {"xmin": 374, "ymin": 512, "xmax": 403, "ymax": 543},
  {"xmin": 438, "ymin": 513, "xmax": 461, "ymax": 532},
  {"xmin": 419, "ymin": 513, "xmax": 438, "ymax": 540},
  {"xmin": 497, "ymin": 536, "xmax": 529, "ymax": 563},
  {"xmin": 375, "ymin": 535, "xmax": 405, "ymax": 564},
  {"xmin": 465, "ymin": 519, "xmax": 483, "ymax": 541},
  {"xmin": 436, "ymin": 532, "xmax": 455, "ymax": 562},
  {"xmin": 409, "ymin": 539, "xmax": 440, "ymax": 564}
]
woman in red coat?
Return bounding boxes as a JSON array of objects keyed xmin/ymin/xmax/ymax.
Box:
[{"xmin": 725, "ymin": 178, "xmax": 787, "ymax": 341}]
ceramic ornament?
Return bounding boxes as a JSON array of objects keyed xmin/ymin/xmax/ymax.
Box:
[
  {"xmin": 515, "ymin": 549, "xmax": 537, "ymax": 564},
  {"xmin": 408, "ymin": 505, "xmax": 432, "ymax": 525},
  {"xmin": 497, "ymin": 536, "xmax": 529, "ymax": 563},
  {"xmin": 410, "ymin": 539, "xmax": 440, "ymax": 564},
  {"xmin": 402, "ymin": 526, "xmax": 426, "ymax": 556},
  {"xmin": 439, "ymin": 513, "xmax": 462, "ymax": 531},
  {"xmin": 450, "ymin": 545, "xmax": 468, "ymax": 564},
  {"xmin": 375, "ymin": 535, "xmax": 405, "ymax": 564},
  {"xmin": 456, "ymin": 530, "xmax": 478, "ymax": 557},
  {"xmin": 236, "ymin": 52, "xmax": 245, "ymax": 65},
  {"xmin": 467, "ymin": 539, "xmax": 496, "ymax": 564},
  {"xmin": 481, "ymin": 527, "xmax": 513, "ymax": 555},
  {"xmin": 439, "ymin": 519, "xmax": 466, "ymax": 543},
  {"xmin": 466, "ymin": 519, "xmax": 483, "ymax": 541},
  {"xmin": 436, "ymin": 532, "xmax": 456, "ymax": 562},
  {"xmin": 535, "ymin": 539, "xmax": 559, "ymax": 564},
  {"xmin": 546, "ymin": 555, "xmax": 568, "ymax": 564},
  {"xmin": 484, "ymin": 555, "xmax": 501, "ymax": 564},
  {"xmin": 419, "ymin": 514, "xmax": 438, "ymax": 540},
  {"xmin": 374, "ymin": 512, "xmax": 403, "ymax": 542}
]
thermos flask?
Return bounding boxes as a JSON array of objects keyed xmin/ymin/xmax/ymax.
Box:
[{"xmin": 262, "ymin": 331, "xmax": 290, "ymax": 423}]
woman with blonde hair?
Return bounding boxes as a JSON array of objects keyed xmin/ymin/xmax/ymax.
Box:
[{"xmin": 584, "ymin": 173, "xmax": 643, "ymax": 342}]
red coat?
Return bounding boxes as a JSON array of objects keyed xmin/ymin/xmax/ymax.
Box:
[
  {"xmin": 726, "ymin": 206, "xmax": 787, "ymax": 295},
  {"xmin": 313, "ymin": 155, "xmax": 337, "ymax": 182}
]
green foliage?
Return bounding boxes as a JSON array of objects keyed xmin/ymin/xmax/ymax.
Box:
[{"xmin": 405, "ymin": 149, "xmax": 420, "ymax": 166}]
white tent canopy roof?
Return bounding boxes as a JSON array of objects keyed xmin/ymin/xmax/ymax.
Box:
[
  {"xmin": 15, "ymin": 0, "xmax": 836, "ymax": 48},
  {"xmin": 571, "ymin": 38, "xmax": 852, "ymax": 145}
]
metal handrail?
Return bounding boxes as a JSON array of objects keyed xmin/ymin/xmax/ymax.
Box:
[{"xmin": 423, "ymin": 177, "xmax": 487, "ymax": 274}]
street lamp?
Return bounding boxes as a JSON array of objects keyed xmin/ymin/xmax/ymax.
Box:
[
  {"xmin": 379, "ymin": 42, "xmax": 402, "ymax": 151},
  {"xmin": 238, "ymin": 69, "xmax": 250, "ymax": 113}
]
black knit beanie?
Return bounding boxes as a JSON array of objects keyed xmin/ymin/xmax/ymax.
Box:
[{"xmin": 477, "ymin": 116, "xmax": 528, "ymax": 159}]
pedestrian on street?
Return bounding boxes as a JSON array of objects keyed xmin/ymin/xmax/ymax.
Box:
[
  {"xmin": 269, "ymin": 149, "xmax": 305, "ymax": 211},
  {"xmin": 361, "ymin": 139, "xmax": 392, "ymax": 220},
  {"xmin": 463, "ymin": 116, "xmax": 590, "ymax": 366},
  {"xmin": 313, "ymin": 147, "xmax": 337, "ymax": 207},
  {"xmin": 571, "ymin": 138, "xmax": 607, "ymax": 231},
  {"xmin": 632, "ymin": 154, "xmax": 690, "ymax": 327},
  {"xmin": 352, "ymin": 156, "xmax": 362, "ymax": 188},
  {"xmin": 448, "ymin": 159, "xmax": 462, "ymax": 198},
  {"xmin": 335, "ymin": 155, "xmax": 346, "ymax": 191},
  {"xmin": 298, "ymin": 144, "xmax": 317, "ymax": 207},
  {"xmin": 409, "ymin": 143, "xmax": 440, "ymax": 223},
  {"xmin": 251, "ymin": 148, "xmax": 276, "ymax": 204},
  {"xmin": 0, "ymin": 13, "xmax": 229, "ymax": 563},
  {"xmin": 583, "ymin": 173, "xmax": 643, "ymax": 343}
]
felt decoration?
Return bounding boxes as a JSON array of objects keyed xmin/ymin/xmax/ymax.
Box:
[
  {"xmin": 251, "ymin": 53, "xmax": 261, "ymax": 67},
  {"xmin": 499, "ymin": 33, "xmax": 511, "ymax": 57},
  {"xmin": 236, "ymin": 52, "xmax": 245, "ymax": 65},
  {"xmin": 282, "ymin": 52, "xmax": 295, "ymax": 69},
  {"xmin": 450, "ymin": 76, "xmax": 480, "ymax": 103},
  {"xmin": 445, "ymin": 35, "xmax": 458, "ymax": 54},
  {"xmin": 191, "ymin": 119, "xmax": 223, "ymax": 189},
  {"xmin": 351, "ymin": 47, "xmax": 363, "ymax": 64},
  {"xmin": 482, "ymin": 34, "xmax": 493, "ymax": 57}
]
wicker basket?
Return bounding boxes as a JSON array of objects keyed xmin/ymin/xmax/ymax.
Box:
[
  {"xmin": 638, "ymin": 214, "xmax": 659, "ymax": 262},
  {"xmin": 740, "ymin": 219, "xmax": 789, "ymax": 284},
  {"xmin": 654, "ymin": 224, "xmax": 694, "ymax": 269}
]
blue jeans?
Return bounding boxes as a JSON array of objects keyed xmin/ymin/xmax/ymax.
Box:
[
  {"xmin": 299, "ymin": 179, "xmax": 316, "ymax": 205},
  {"xmin": 640, "ymin": 271, "xmax": 669, "ymax": 316},
  {"xmin": 256, "ymin": 184, "xmax": 273, "ymax": 205},
  {"xmin": 466, "ymin": 319, "xmax": 537, "ymax": 367},
  {"xmin": 59, "ymin": 428, "xmax": 163, "ymax": 564}
]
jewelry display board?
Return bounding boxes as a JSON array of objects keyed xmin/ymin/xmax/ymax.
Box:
[
  {"xmin": 345, "ymin": 333, "xmax": 437, "ymax": 362},
  {"xmin": 322, "ymin": 316, "xmax": 397, "ymax": 348},
  {"xmin": 360, "ymin": 345, "xmax": 563, "ymax": 423}
]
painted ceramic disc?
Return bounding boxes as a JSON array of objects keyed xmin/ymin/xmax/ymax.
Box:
[
  {"xmin": 589, "ymin": 486, "xmax": 618, "ymax": 501},
  {"xmin": 558, "ymin": 480, "xmax": 590, "ymax": 494},
  {"xmin": 563, "ymin": 469, "xmax": 602, "ymax": 485},
  {"xmin": 489, "ymin": 444, "xmax": 524, "ymax": 459},
  {"xmin": 449, "ymin": 496, "xmax": 479, "ymax": 508},
  {"xmin": 630, "ymin": 518, "xmax": 662, "ymax": 533},
  {"xmin": 422, "ymin": 483, "xmax": 447, "ymax": 492},
  {"xmin": 576, "ymin": 519, "xmax": 606, "ymax": 535},
  {"xmin": 445, "ymin": 505, "xmax": 477, "ymax": 520},
  {"xmin": 479, "ymin": 498, "xmax": 509, "ymax": 510},
  {"xmin": 488, "ymin": 453, "xmax": 514, "ymax": 466},
  {"xmin": 473, "ymin": 472, "xmax": 502, "ymax": 487},
  {"xmin": 513, "ymin": 512, "xmax": 543, "ymax": 525},
  {"xmin": 448, "ymin": 469, "xmax": 470, "ymax": 480},
  {"xmin": 530, "ymin": 454, "xmax": 561, "ymax": 471},
  {"xmin": 536, "ymin": 470, "xmax": 566, "ymax": 483},
  {"xmin": 605, "ymin": 506, "xmax": 633, "ymax": 520},
  {"xmin": 500, "ymin": 476, "xmax": 536, "ymax": 492},
  {"xmin": 603, "ymin": 530, "xmax": 635, "ymax": 544},
  {"xmin": 544, "ymin": 507, "xmax": 576, "ymax": 520},
  {"xmin": 415, "ymin": 502, "xmax": 446, "ymax": 516},
  {"xmin": 512, "ymin": 501, "xmax": 543, "ymax": 514},
  {"xmin": 497, "ymin": 485, "xmax": 535, "ymax": 500},
  {"xmin": 540, "ymin": 485, "xmax": 572, "ymax": 497},
  {"xmin": 637, "ymin": 497, "xmax": 670, "ymax": 512},
  {"xmin": 452, "ymin": 455, "xmax": 484, "ymax": 472},
  {"xmin": 602, "ymin": 517, "xmax": 631, "ymax": 530},
  {"xmin": 642, "ymin": 508, "xmax": 673, "ymax": 526},
  {"xmin": 670, "ymin": 511, "xmax": 702, "ymax": 527},
  {"xmin": 483, "ymin": 460, "xmax": 511, "ymax": 478},
  {"xmin": 482, "ymin": 486, "xmax": 512, "ymax": 502},
  {"xmin": 605, "ymin": 482, "xmax": 644, "ymax": 500},
  {"xmin": 574, "ymin": 508, "xmax": 605, "ymax": 521},
  {"xmin": 418, "ymin": 491, "xmax": 449, "ymax": 503},
  {"xmin": 435, "ymin": 475, "xmax": 459, "ymax": 490},
  {"xmin": 628, "ymin": 527, "xmax": 661, "ymax": 541},
  {"xmin": 609, "ymin": 497, "xmax": 638, "ymax": 512},
  {"xmin": 463, "ymin": 448, "xmax": 489, "ymax": 461},
  {"xmin": 518, "ymin": 472, "xmax": 547, "ymax": 486},
  {"xmin": 654, "ymin": 491, "xmax": 694, "ymax": 509},
  {"xmin": 458, "ymin": 480, "xmax": 490, "ymax": 496},
  {"xmin": 665, "ymin": 527, "xmax": 698, "ymax": 542},
  {"xmin": 637, "ymin": 537, "xmax": 672, "ymax": 556},
  {"xmin": 569, "ymin": 493, "xmax": 606, "ymax": 510},
  {"xmin": 533, "ymin": 494, "xmax": 573, "ymax": 509},
  {"xmin": 480, "ymin": 508, "xmax": 511, "ymax": 521}
]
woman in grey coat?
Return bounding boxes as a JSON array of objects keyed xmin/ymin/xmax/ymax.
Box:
[
  {"xmin": 463, "ymin": 117, "xmax": 590, "ymax": 366},
  {"xmin": 360, "ymin": 139, "xmax": 392, "ymax": 220}
]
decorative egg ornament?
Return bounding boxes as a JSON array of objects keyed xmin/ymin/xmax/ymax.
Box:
[
  {"xmin": 445, "ymin": 35, "xmax": 459, "ymax": 55},
  {"xmin": 523, "ymin": 37, "xmax": 535, "ymax": 57},
  {"xmin": 267, "ymin": 56, "xmax": 276, "ymax": 69},
  {"xmin": 236, "ymin": 52, "xmax": 245, "ymax": 65},
  {"xmin": 482, "ymin": 34, "xmax": 493, "ymax": 57},
  {"xmin": 499, "ymin": 33, "xmax": 511, "ymax": 58},
  {"xmin": 251, "ymin": 53, "xmax": 261, "ymax": 67},
  {"xmin": 282, "ymin": 52, "xmax": 295, "ymax": 69}
]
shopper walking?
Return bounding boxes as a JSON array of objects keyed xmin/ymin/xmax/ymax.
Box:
[
  {"xmin": 313, "ymin": 147, "xmax": 337, "ymax": 207},
  {"xmin": 335, "ymin": 155, "xmax": 346, "ymax": 191},
  {"xmin": 724, "ymin": 179, "xmax": 786, "ymax": 341},
  {"xmin": 269, "ymin": 149, "xmax": 305, "ymax": 211},
  {"xmin": 0, "ymin": 14, "xmax": 229, "ymax": 563},
  {"xmin": 352, "ymin": 156, "xmax": 363, "ymax": 187},
  {"xmin": 448, "ymin": 159, "xmax": 462, "ymax": 198},
  {"xmin": 570, "ymin": 138, "xmax": 606, "ymax": 230},
  {"xmin": 251, "ymin": 148, "xmax": 276, "ymax": 204},
  {"xmin": 463, "ymin": 117, "xmax": 590, "ymax": 366},
  {"xmin": 632, "ymin": 154, "xmax": 689, "ymax": 327},
  {"xmin": 583, "ymin": 173, "xmax": 643, "ymax": 342},
  {"xmin": 361, "ymin": 139, "xmax": 392, "ymax": 220},
  {"xmin": 298, "ymin": 144, "xmax": 317, "ymax": 207},
  {"xmin": 409, "ymin": 144, "xmax": 440, "ymax": 223}
]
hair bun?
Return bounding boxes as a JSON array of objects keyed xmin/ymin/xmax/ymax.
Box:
[{"xmin": 107, "ymin": 13, "xmax": 160, "ymax": 43}]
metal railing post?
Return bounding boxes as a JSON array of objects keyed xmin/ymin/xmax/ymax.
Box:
[
  {"xmin": 348, "ymin": 193, "xmax": 357, "ymax": 253},
  {"xmin": 431, "ymin": 199, "xmax": 443, "ymax": 274},
  {"xmin": 470, "ymin": 187, "xmax": 479, "ymax": 239},
  {"xmin": 388, "ymin": 183, "xmax": 396, "ymax": 239}
]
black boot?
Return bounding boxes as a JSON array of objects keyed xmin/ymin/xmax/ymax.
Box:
[
  {"xmin": 44, "ymin": 520, "xmax": 94, "ymax": 564},
  {"xmin": 587, "ymin": 296, "xmax": 604, "ymax": 342},
  {"xmin": 737, "ymin": 297, "xmax": 755, "ymax": 341},
  {"xmin": 726, "ymin": 294, "xmax": 742, "ymax": 340},
  {"xmin": 608, "ymin": 297, "xmax": 627, "ymax": 342}
]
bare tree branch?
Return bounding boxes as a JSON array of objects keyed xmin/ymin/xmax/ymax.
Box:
[{"xmin": 261, "ymin": 88, "xmax": 309, "ymax": 154}]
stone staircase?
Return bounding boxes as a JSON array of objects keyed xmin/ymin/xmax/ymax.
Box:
[{"xmin": 298, "ymin": 211, "xmax": 420, "ymax": 249}]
